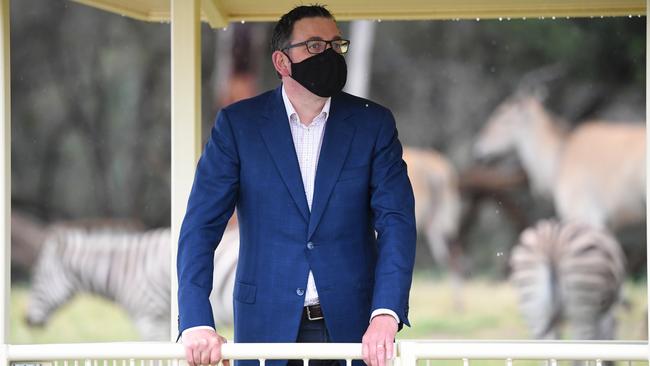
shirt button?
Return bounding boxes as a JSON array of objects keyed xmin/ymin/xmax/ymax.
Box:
[
  {"xmin": 307, "ymin": 242, "xmax": 314, "ymax": 250},
  {"xmin": 296, "ymin": 288, "xmax": 305, "ymax": 296}
]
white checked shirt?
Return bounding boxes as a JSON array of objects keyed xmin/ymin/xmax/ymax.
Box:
[{"xmin": 282, "ymin": 86, "xmax": 329, "ymax": 307}]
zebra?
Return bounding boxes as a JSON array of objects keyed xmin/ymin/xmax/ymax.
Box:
[
  {"xmin": 26, "ymin": 224, "xmax": 239, "ymax": 341},
  {"xmin": 509, "ymin": 219, "xmax": 626, "ymax": 341}
]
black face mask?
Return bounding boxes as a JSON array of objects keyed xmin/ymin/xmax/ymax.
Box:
[{"xmin": 286, "ymin": 48, "xmax": 347, "ymax": 97}]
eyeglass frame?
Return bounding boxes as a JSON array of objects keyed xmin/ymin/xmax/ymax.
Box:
[{"xmin": 281, "ymin": 38, "xmax": 351, "ymax": 55}]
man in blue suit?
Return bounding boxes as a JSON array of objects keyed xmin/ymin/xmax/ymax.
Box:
[{"xmin": 178, "ymin": 5, "xmax": 416, "ymax": 366}]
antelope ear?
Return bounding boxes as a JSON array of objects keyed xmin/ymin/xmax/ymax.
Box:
[
  {"xmin": 515, "ymin": 63, "xmax": 566, "ymax": 101},
  {"xmin": 512, "ymin": 85, "xmax": 546, "ymax": 104}
]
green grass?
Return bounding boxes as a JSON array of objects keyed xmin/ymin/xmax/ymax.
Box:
[
  {"xmin": 11, "ymin": 285, "xmax": 139, "ymax": 343},
  {"xmin": 399, "ymin": 275, "xmax": 648, "ymax": 341},
  {"xmin": 9, "ymin": 276, "xmax": 648, "ymax": 344}
]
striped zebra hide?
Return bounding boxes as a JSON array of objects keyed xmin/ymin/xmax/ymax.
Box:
[
  {"xmin": 509, "ymin": 219, "xmax": 626, "ymax": 340},
  {"xmin": 26, "ymin": 224, "xmax": 239, "ymax": 341}
]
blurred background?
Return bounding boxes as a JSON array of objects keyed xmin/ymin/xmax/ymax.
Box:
[{"xmin": 9, "ymin": 0, "xmax": 647, "ymax": 343}]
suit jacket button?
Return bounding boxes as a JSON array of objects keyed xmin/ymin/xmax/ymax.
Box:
[
  {"xmin": 296, "ymin": 288, "xmax": 305, "ymax": 296},
  {"xmin": 307, "ymin": 242, "xmax": 314, "ymax": 250}
]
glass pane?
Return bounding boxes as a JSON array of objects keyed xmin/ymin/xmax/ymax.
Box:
[
  {"xmin": 10, "ymin": 0, "xmax": 647, "ymax": 355},
  {"xmin": 11, "ymin": 0, "xmax": 171, "ymax": 343}
]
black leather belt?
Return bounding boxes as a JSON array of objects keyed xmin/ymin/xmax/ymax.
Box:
[{"xmin": 303, "ymin": 304, "xmax": 324, "ymax": 321}]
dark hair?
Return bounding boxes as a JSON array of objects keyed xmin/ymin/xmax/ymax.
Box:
[{"xmin": 271, "ymin": 5, "xmax": 335, "ymax": 52}]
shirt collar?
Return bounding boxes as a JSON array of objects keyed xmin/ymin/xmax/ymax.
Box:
[{"xmin": 281, "ymin": 84, "xmax": 331, "ymax": 126}]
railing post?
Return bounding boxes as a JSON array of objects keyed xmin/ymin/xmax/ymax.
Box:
[
  {"xmin": 398, "ymin": 341, "xmax": 417, "ymax": 366},
  {"xmin": 0, "ymin": 344, "xmax": 7, "ymax": 366}
]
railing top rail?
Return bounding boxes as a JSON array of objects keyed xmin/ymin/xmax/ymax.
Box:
[
  {"xmin": 6, "ymin": 342, "xmax": 361, "ymax": 361},
  {"xmin": 400, "ymin": 341, "xmax": 649, "ymax": 361},
  {"xmin": 4, "ymin": 341, "xmax": 648, "ymax": 361},
  {"xmin": 402, "ymin": 340, "xmax": 648, "ymax": 345}
]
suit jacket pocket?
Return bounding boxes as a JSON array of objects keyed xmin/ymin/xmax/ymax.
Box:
[
  {"xmin": 234, "ymin": 281, "xmax": 257, "ymax": 304},
  {"xmin": 337, "ymin": 164, "xmax": 369, "ymax": 182}
]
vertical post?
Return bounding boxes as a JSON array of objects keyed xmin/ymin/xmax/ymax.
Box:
[
  {"xmin": 0, "ymin": 0, "xmax": 9, "ymax": 358},
  {"xmin": 344, "ymin": 20, "xmax": 376, "ymax": 98},
  {"xmin": 397, "ymin": 341, "xmax": 417, "ymax": 366},
  {"xmin": 171, "ymin": 0, "xmax": 202, "ymax": 342}
]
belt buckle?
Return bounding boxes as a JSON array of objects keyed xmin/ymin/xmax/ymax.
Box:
[{"xmin": 306, "ymin": 305, "xmax": 324, "ymax": 321}]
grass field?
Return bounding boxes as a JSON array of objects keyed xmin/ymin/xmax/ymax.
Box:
[
  {"xmin": 399, "ymin": 275, "xmax": 647, "ymax": 341},
  {"xmin": 9, "ymin": 276, "xmax": 648, "ymax": 344}
]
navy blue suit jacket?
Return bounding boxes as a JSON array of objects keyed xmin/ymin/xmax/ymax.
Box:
[{"xmin": 177, "ymin": 86, "xmax": 416, "ymax": 351}]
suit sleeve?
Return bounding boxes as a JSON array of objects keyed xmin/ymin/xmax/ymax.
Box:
[
  {"xmin": 369, "ymin": 108, "xmax": 416, "ymax": 329},
  {"xmin": 177, "ymin": 109, "xmax": 240, "ymax": 333}
]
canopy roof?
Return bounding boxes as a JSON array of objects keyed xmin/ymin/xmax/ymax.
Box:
[{"xmin": 73, "ymin": 0, "xmax": 646, "ymax": 28}]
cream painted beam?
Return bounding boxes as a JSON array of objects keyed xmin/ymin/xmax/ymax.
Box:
[
  {"xmin": 170, "ymin": 0, "xmax": 202, "ymax": 341},
  {"xmin": 72, "ymin": 0, "xmax": 646, "ymax": 27},
  {"xmin": 72, "ymin": 0, "xmax": 169, "ymax": 23},
  {"xmin": 202, "ymin": 0, "xmax": 228, "ymax": 29},
  {"xmin": 227, "ymin": 0, "xmax": 647, "ymax": 22},
  {"xmin": 0, "ymin": 0, "xmax": 9, "ymax": 352}
]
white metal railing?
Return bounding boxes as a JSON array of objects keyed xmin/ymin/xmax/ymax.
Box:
[
  {"xmin": 5, "ymin": 343, "xmax": 361, "ymax": 365},
  {"xmin": 398, "ymin": 341, "xmax": 648, "ymax": 364},
  {"xmin": 2, "ymin": 341, "xmax": 648, "ymax": 364}
]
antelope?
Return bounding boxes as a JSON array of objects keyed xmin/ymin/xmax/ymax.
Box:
[
  {"xmin": 403, "ymin": 147, "xmax": 461, "ymax": 267},
  {"xmin": 474, "ymin": 94, "xmax": 645, "ymax": 230},
  {"xmin": 403, "ymin": 147, "xmax": 465, "ymax": 307}
]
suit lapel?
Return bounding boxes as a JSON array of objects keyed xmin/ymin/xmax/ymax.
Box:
[
  {"xmin": 258, "ymin": 87, "xmax": 310, "ymax": 222},
  {"xmin": 308, "ymin": 95, "xmax": 355, "ymax": 240}
]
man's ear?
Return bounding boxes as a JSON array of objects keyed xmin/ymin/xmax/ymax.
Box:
[{"xmin": 272, "ymin": 50, "xmax": 291, "ymax": 78}]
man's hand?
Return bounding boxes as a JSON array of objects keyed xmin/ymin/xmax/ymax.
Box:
[
  {"xmin": 182, "ymin": 328, "xmax": 230, "ymax": 366},
  {"xmin": 362, "ymin": 315, "xmax": 398, "ymax": 366}
]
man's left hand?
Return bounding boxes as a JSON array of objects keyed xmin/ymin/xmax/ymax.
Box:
[{"xmin": 362, "ymin": 314, "xmax": 398, "ymax": 366}]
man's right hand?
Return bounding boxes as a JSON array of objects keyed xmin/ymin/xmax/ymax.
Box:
[{"xmin": 182, "ymin": 328, "xmax": 230, "ymax": 366}]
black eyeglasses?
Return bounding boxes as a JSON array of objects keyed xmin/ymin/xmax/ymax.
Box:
[{"xmin": 282, "ymin": 39, "xmax": 350, "ymax": 55}]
